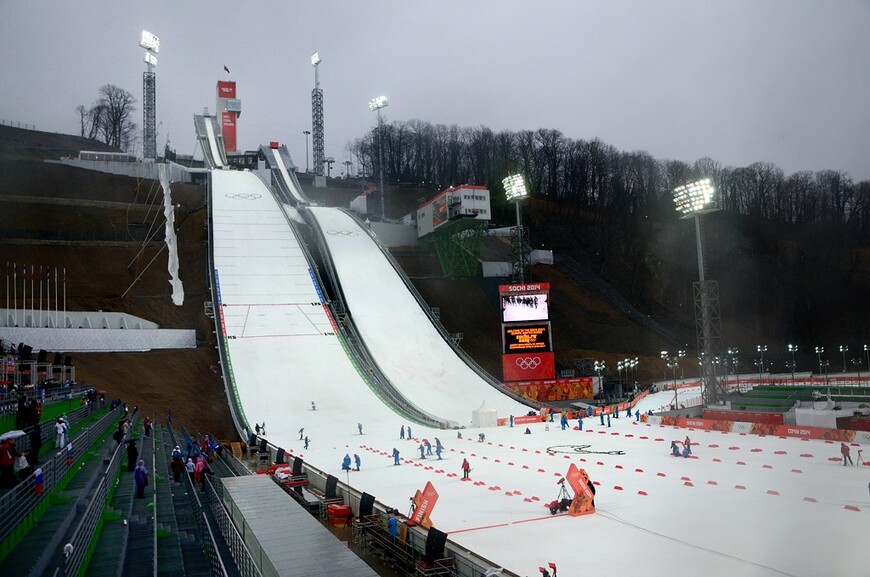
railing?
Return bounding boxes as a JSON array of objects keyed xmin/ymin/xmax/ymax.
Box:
[
  {"xmin": 0, "ymin": 405, "xmax": 121, "ymax": 562},
  {"xmin": 151, "ymin": 421, "xmax": 158, "ymax": 577},
  {"xmin": 202, "ymin": 476, "xmax": 263, "ymax": 577},
  {"xmin": 61, "ymin": 415, "xmax": 128, "ymax": 576},
  {"xmin": 0, "ymin": 385, "xmax": 91, "ymax": 416},
  {"xmin": 168, "ymin": 424, "xmax": 231, "ymax": 577},
  {"xmin": 8, "ymin": 400, "xmax": 104, "ymax": 456}
]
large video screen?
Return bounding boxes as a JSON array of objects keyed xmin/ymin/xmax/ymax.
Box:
[
  {"xmin": 502, "ymin": 323, "xmax": 552, "ymax": 354},
  {"xmin": 501, "ymin": 293, "xmax": 549, "ymax": 323}
]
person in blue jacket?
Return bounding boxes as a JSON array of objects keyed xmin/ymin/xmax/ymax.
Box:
[
  {"xmin": 578, "ymin": 417, "xmax": 583, "ymax": 431},
  {"xmin": 342, "ymin": 454, "xmax": 352, "ymax": 471},
  {"xmin": 560, "ymin": 414, "xmax": 568, "ymax": 430},
  {"xmin": 354, "ymin": 454, "xmax": 361, "ymax": 471},
  {"xmin": 599, "ymin": 413, "xmax": 605, "ymax": 426},
  {"xmin": 393, "ymin": 447, "xmax": 400, "ymax": 465}
]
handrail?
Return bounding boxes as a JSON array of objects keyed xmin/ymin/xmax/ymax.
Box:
[
  {"xmin": 61, "ymin": 413, "xmax": 128, "ymax": 575},
  {"xmin": 151, "ymin": 420, "xmax": 157, "ymax": 577},
  {"xmin": 0, "ymin": 405, "xmax": 121, "ymax": 554}
]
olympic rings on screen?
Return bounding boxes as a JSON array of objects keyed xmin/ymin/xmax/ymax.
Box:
[
  {"xmin": 515, "ymin": 357, "xmax": 541, "ymax": 370},
  {"xmin": 326, "ymin": 230, "xmax": 359, "ymax": 237},
  {"xmin": 225, "ymin": 193, "xmax": 262, "ymax": 200}
]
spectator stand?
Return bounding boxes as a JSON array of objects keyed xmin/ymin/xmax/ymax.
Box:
[{"xmin": 0, "ymin": 405, "xmax": 125, "ymax": 569}]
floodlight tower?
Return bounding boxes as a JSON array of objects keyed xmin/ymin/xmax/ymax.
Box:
[
  {"xmin": 368, "ymin": 96, "xmax": 389, "ymax": 219},
  {"xmin": 139, "ymin": 31, "xmax": 159, "ymax": 160},
  {"xmin": 502, "ymin": 174, "xmax": 531, "ymax": 283},
  {"xmin": 311, "ymin": 52, "xmax": 325, "ymax": 178},
  {"xmin": 673, "ymin": 178, "xmax": 723, "ymax": 405}
]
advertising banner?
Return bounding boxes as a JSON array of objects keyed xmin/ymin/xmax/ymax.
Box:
[
  {"xmin": 410, "ymin": 481, "xmax": 439, "ymax": 529},
  {"xmin": 217, "ymin": 80, "xmax": 236, "ymax": 99},
  {"xmin": 504, "ymin": 377, "xmax": 592, "ymax": 402},
  {"xmin": 502, "ymin": 352, "xmax": 555, "ymax": 382},
  {"xmin": 221, "ymin": 112, "xmax": 237, "ymax": 153}
]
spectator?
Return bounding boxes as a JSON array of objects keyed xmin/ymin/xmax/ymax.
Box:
[
  {"xmin": 1, "ymin": 437, "xmax": 23, "ymax": 487},
  {"xmin": 134, "ymin": 459, "xmax": 148, "ymax": 498},
  {"xmin": 55, "ymin": 418, "xmax": 66, "ymax": 448},
  {"xmin": 461, "ymin": 458, "xmax": 471, "ymax": 480},
  {"xmin": 126, "ymin": 440, "xmax": 139, "ymax": 472},
  {"xmin": 185, "ymin": 457, "xmax": 195, "ymax": 481}
]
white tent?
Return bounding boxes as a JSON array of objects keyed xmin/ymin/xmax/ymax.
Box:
[{"xmin": 471, "ymin": 400, "xmax": 498, "ymax": 428}]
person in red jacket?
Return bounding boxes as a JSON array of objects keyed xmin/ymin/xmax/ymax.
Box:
[
  {"xmin": 461, "ymin": 458, "xmax": 471, "ymax": 480},
  {"xmin": 1, "ymin": 437, "xmax": 23, "ymax": 487},
  {"xmin": 840, "ymin": 442, "xmax": 853, "ymax": 466}
]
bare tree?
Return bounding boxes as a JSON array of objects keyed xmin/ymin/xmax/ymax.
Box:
[{"xmin": 76, "ymin": 84, "xmax": 137, "ymax": 152}]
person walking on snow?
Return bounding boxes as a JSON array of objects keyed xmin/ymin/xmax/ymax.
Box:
[
  {"xmin": 419, "ymin": 443, "xmax": 426, "ymax": 459},
  {"xmin": 400, "ymin": 425, "xmax": 405, "ymax": 440},
  {"xmin": 407, "ymin": 425, "xmax": 412, "ymax": 439},
  {"xmin": 560, "ymin": 414, "xmax": 568, "ymax": 430},
  {"xmin": 424, "ymin": 439, "xmax": 432, "ymax": 455},
  {"xmin": 342, "ymin": 454, "xmax": 352, "ymax": 471},
  {"xmin": 298, "ymin": 427, "xmax": 304, "ymax": 440},
  {"xmin": 841, "ymin": 442, "xmax": 853, "ymax": 466},
  {"xmin": 354, "ymin": 454, "xmax": 361, "ymax": 471},
  {"xmin": 684, "ymin": 436, "xmax": 692, "ymax": 456},
  {"xmin": 599, "ymin": 413, "xmax": 605, "ymax": 426},
  {"xmin": 578, "ymin": 417, "xmax": 583, "ymax": 431},
  {"xmin": 358, "ymin": 423, "xmax": 363, "ymax": 435},
  {"xmin": 461, "ymin": 458, "xmax": 471, "ymax": 480},
  {"xmin": 303, "ymin": 436, "xmax": 309, "ymax": 450},
  {"xmin": 393, "ymin": 447, "xmax": 400, "ymax": 465},
  {"xmin": 607, "ymin": 415, "xmax": 611, "ymax": 428},
  {"xmin": 435, "ymin": 443, "xmax": 443, "ymax": 460}
]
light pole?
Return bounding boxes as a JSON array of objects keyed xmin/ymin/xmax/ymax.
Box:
[
  {"xmin": 815, "ymin": 346, "xmax": 825, "ymax": 383},
  {"xmin": 673, "ymin": 178, "xmax": 721, "ymax": 405},
  {"xmin": 594, "ymin": 361, "xmax": 605, "ymax": 401},
  {"xmin": 660, "ymin": 350, "xmax": 668, "ymax": 381},
  {"xmin": 630, "ymin": 358, "xmax": 639, "ymax": 391},
  {"xmin": 311, "ymin": 52, "xmax": 325, "ymax": 178},
  {"xmin": 369, "ymin": 96, "xmax": 389, "ymax": 220},
  {"xmin": 787, "ymin": 344, "xmax": 798, "ymax": 385},
  {"xmin": 139, "ymin": 30, "xmax": 159, "ymax": 160},
  {"xmin": 502, "ymin": 174, "xmax": 531, "ymax": 283},
  {"xmin": 728, "ymin": 348, "xmax": 739, "ymax": 391},
  {"xmin": 865, "ymin": 345, "xmax": 870, "ymax": 381},
  {"xmin": 851, "ymin": 357, "xmax": 862, "ymax": 385},
  {"xmin": 677, "ymin": 349, "xmax": 686, "ymax": 378},
  {"xmin": 343, "ymin": 160, "xmax": 352, "ymax": 179},
  {"xmin": 302, "ymin": 130, "xmax": 311, "ymax": 173},
  {"xmin": 757, "ymin": 345, "xmax": 767, "ymax": 385},
  {"xmin": 839, "ymin": 345, "xmax": 849, "ymax": 373},
  {"xmin": 668, "ymin": 360, "xmax": 679, "ymax": 408}
]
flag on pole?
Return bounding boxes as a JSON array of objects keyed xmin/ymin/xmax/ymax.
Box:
[{"xmin": 223, "ymin": 65, "xmax": 230, "ymax": 74}]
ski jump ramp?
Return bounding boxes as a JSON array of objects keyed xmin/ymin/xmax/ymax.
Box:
[{"xmin": 210, "ymin": 170, "xmax": 527, "ymax": 443}]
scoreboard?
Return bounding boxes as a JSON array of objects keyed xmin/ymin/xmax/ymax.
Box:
[{"xmin": 498, "ymin": 283, "xmax": 555, "ymax": 381}]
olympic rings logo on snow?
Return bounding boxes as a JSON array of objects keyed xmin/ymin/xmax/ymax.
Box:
[
  {"xmin": 225, "ymin": 193, "xmax": 262, "ymax": 200},
  {"xmin": 515, "ymin": 357, "xmax": 541, "ymax": 370},
  {"xmin": 546, "ymin": 444, "xmax": 625, "ymax": 456},
  {"xmin": 326, "ymin": 230, "xmax": 359, "ymax": 237}
]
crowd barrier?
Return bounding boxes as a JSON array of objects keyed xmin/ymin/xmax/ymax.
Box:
[{"xmin": 643, "ymin": 414, "xmax": 870, "ymax": 444}]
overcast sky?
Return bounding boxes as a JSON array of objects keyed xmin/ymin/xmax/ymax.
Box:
[{"xmin": 2, "ymin": 1, "xmax": 868, "ymax": 180}]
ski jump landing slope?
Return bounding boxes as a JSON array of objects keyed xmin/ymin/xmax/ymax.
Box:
[
  {"xmin": 307, "ymin": 206, "xmax": 531, "ymax": 426},
  {"xmin": 210, "ymin": 170, "xmax": 411, "ymax": 439}
]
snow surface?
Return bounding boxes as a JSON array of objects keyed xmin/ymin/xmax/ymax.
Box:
[{"xmin": 211, "ymin": 171, "xmax": 869, "ymax": 577}]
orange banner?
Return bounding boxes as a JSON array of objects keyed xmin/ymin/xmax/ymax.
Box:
[
  {"xmin": 504, "ymin": 377, "xmax": 593, "ymax": 402},
  {"xmin": 410, "ymin": 481, "xmax": 439, "ymax": 529}
]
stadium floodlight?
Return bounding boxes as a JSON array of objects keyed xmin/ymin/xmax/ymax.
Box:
[
  {"xmin": 502, "ymin": 174, "xmax": 529, "ymax": 202},
  {"xmin": 673, "ymin": 177, "xmax": 721, "ymax": 405},
  {"xmin": 140, "ymin": 30, "xmax": 160, "ymax": 53},
  {"xmin": 143, "ymin": 52, "xmax": 158, "ymax": 67},
  {"xmin": 368, "ymin": 95, "xmax": 389, "ymax": 111},
  {"xmin": 311, "ymin": 52, "xmax": 321, "ymax": 66},
  {"xmin": 369, "ymin": 96, "xmax": 389, "ymax": 219},
  {"xmin": 673, "ymin": 178, "xmax": 715, "ymax": 217}
]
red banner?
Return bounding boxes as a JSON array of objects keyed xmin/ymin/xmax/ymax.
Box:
[
  {"xmin": 217, "ymin": 80, "xmax": 236, "ymax": 99},
  {"xmin": 410, "ymin": 481, "xmax": 439, "ymax": 529},
  {"xmin": 502, "ymin": 352, "xmax": 555, "ymax": 383},
  {"xmin": 504, "ymin": 377, "xmax": 592, "ymax": 402},
  {"xmin": 221, "ymin": 112, "xmax": 237, "ymax": 153}
]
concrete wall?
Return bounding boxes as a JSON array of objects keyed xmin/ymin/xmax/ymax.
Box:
[{"xmin": 0, "ymin": 326, "xmax": 195, "ymax": 352}]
